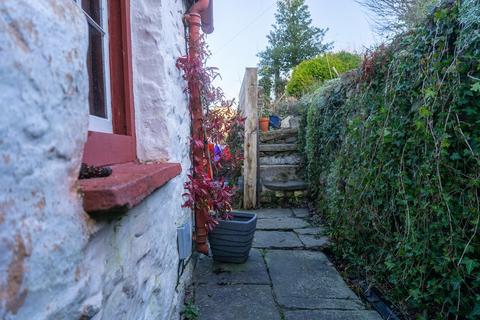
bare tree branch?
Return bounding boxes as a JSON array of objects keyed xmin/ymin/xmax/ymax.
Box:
[{"xmin": 356, "ymin": 0, "xmax": 437, "ymax": 34}]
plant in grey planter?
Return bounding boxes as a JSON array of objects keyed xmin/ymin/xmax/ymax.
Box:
[{"xmin": 208, "ymin": 211, "xmax": 257, "ymax": 263}]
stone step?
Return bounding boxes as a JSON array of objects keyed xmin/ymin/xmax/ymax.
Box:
[
  {"xmin": 258, "ymin": 189, "xmax": 308, "ymax": 208},
  {"xmin": 263, "ymin": 180, "xmax": 308, "ymax": 192},
  {"xmin": 259, "ymin": 154, "xmax": 301, "ymax": 166},
  {"xmin": 260, "ymin": 129, "xmax": 298, "ymax": 144},
  {"xmin": 260, "ymin": 165, "xmax": 303, "ymax": 183},
  {"xmin": 259, "ymin": 144, "xmax": 298, "ymax": 153}
]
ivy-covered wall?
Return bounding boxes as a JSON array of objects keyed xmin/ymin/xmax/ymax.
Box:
[{"xmin": 299, "ymin": 1, "xmax": 480, "ymax": 318}]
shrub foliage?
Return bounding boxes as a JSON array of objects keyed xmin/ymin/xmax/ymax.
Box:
[
  {"xmin": 286, "ymin": 52, "xmax": 361, "ymax": 97},
  {"xmin": 300, "ymin": 1, "xmax": 480, "ymax": 318},
  {"xmin": 258, "ymin": 0, "xmax": 331, "ymax": 101}
]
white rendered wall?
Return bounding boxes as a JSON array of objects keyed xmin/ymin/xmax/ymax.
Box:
[
  {"xmin": 0, "ymin": 1, "xmax": 90, "ymax": 318},
  {"xmin": 129, "ymin": 0, "xmax": 194, "ymax": 316},
  {"xmin": 131, "ymin": 0, "xmax": 192, "ymax": 167},
  {"xmin": 0, "ymin": 0, "xmax": 192, "ymax": 319}
]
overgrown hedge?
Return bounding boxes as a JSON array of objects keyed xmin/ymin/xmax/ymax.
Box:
[
  {"xmin": 286, "ymin": 52, "xmax": 361, "ymax": 98},
  {"xmin": 299, "ymin": 1, "xmax": 480, "ymax": 318}
]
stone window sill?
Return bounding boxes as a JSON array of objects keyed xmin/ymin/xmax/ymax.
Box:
[{"xmin": 79, "ymin": 162, "xmax": 182, "ymax": 214}]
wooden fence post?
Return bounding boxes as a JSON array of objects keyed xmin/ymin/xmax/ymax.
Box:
[{"xmin": 239, "ymin": 68, "xmax": 258, "ymax": 209}]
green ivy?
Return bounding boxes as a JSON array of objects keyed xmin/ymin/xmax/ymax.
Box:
[{"xmin": 299, "ymin": 1, "xmax": 480, "ymax": 318}]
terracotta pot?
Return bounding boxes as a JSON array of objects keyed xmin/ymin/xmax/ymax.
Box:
[{"xmin": 259, "ymin": 117, "xmax": 269, "ymax": 132}]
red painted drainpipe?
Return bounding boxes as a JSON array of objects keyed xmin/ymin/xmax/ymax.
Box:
[
  {"xmin": 185, "ymin": 0, "xmax": 213, "ymax": 254},
  {"xmin": 189, "ymin": 0, "xmax": 214, "ymax": 34}
]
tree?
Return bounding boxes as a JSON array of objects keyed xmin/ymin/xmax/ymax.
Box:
[
  {"xmin": 356, "ymin": 0, "xmax": 438, "ymax": 34},
  {"xmin": 258, "ymin": 0, "xmax": 332, "ymax": 102}
]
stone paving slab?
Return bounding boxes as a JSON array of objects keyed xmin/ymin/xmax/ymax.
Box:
[
  {"xmin": 265, "ymin": 250, "xmax": 360, "ymax": 309},
  {"xmin": 245, "ymin": 208, "xmax": 293, "ymax": 219},
  {"xmin": 298, "ymin": 234, "xmax": 330, "ymax": 249},
  {"xmin": 196, "ymin": 284, "xmax": 281, "ymax": 320},
  {"xmin": 294, "ymin": 227, "xmax": 325, "ymax": 235},
  {"xmin": 292, "ymin": 208, "xmax": 310, "ymax": 218},
  {"xmin": 257, "ymin": 217, "xmax": 309, "ymax": 230},
  {"xmin": 253, "ymin": 231, "xmax": 303, "ymax": 249},
  {"xmin": 285, "ymin": 310, "xmax": 382, "ymax": 320},
  {"xmin": 194, "ymin": 249, "xmax": 269, "ymax": 285},
  {"xmin": 194, "ymin": 207, "xmax": 381, "ymax": 320}
]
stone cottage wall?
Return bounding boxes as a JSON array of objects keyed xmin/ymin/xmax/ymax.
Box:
[
  {"xmin": 0, "ymin": 1, "xmax": 192, "ymax": 319},
  {"xmin": 132, "ymin": 0, "xmax": 191, "ymax": 165}
]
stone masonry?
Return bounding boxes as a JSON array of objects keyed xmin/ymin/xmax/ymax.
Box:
[
  {"xmin": 0, "ymin": 1, "xmax": 193, "ymax": 319},
  {"xmin": 259, "ymin": 129, "xmax": 308, "ymax": 207}
]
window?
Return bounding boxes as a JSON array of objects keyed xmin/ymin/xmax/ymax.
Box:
[
  {"xmin": 75, "ymin": 0, "xmax": 183, "ymax": 213},
  {"xmin": 75, "ymin": 0, "xmax": 137, "ymax": 166},
  {"xmin": 75, "ymin": 0, "xmax": 113, "ymax": 133}
]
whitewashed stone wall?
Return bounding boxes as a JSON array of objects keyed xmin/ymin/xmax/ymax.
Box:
[
  {"xmin": 0, "ymin": 0, "xmax": 193, "ymax": 319},
  {"xmin": 0, "ymin": 1, "xmax": 90, "ymax": 318},
  {"xmin": 130, "ymin": 0, "xmax": 194, "ymax": 315},
  {"xmin": 132, "ymin": 0, "xmax": 191, "ymax": 165}
]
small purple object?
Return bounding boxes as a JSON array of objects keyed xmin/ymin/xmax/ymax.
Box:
[{"xmin": 214, "ymin": 144, "xmax": 222, "ymax": 162}]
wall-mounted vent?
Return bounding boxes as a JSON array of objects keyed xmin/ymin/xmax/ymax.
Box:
[{"xmin": 177, "ymin": 219, "xmax": 192, "ymax": 261}]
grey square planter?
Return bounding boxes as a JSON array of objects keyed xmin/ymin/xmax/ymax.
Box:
[{"xmin": 208, "ymin": 211, "xmax": 257, "ymax": 264}]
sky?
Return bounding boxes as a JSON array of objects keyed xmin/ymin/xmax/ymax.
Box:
[{"xmin": 206, "ymin": 0, "xmax": 379, "ymax": 100}]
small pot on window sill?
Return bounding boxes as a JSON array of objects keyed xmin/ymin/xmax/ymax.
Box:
[{"xmin": 208, "ymin": 211, "xmax": 257, "ymax": 264}]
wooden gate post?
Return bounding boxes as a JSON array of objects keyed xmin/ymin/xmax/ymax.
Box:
[{"xmin": 239, "ymin": 68, "xmax": 258, "ymax": 209}]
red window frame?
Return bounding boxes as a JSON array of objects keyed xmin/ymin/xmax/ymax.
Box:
[{"xmin": 82, "ymin": 0, "xmax": 136, "ymax": 166}]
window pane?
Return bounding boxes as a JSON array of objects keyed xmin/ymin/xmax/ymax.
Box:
[
  {"xmin": 86, "ymin": 24, "xmax": 107, "ymax": 118},
  {"xmin": 82, "ymin": 0, "xmax": 102, "ymax": 26}
]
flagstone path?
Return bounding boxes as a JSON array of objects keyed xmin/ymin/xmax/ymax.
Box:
[{"xmin": 192, "ymin": 208, "xmax": 383, "ymax": 320}]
